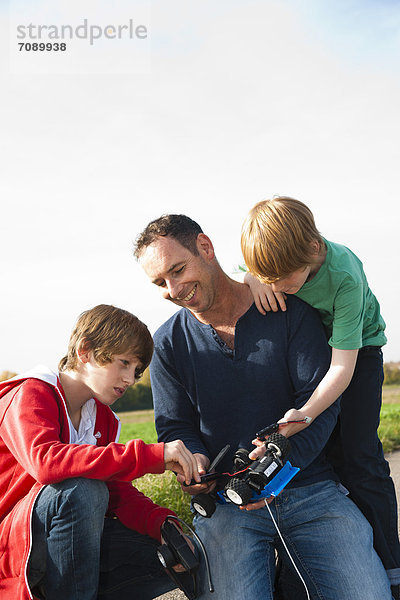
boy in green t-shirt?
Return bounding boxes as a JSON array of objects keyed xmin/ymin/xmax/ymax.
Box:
[{"xmin": 241, "ymin": 197, "xmax": 400, "ymax": 594}]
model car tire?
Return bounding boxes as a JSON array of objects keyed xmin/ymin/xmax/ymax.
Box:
[
  {"xmin": 157, "ymin": 544, "xmax": 176, "ymax": 569},
  {"xmin": 233, "ymin": 447, "xmax": 252, "ymax": 470},
  {"xmin": 225, "ymin": 478, "xmax": 253, "ymax": 505},
  {"xmin": 266, "ymin": 432, "xmax": 291, "ymax": 461},
  {"xmin": 191, "ymin": 493, "xmax": 216, "ymax": 518}
]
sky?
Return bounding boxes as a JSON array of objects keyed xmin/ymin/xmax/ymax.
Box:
[{"xmin": 1, "ymin": 0, "xmax": 399, "ymax": 373}]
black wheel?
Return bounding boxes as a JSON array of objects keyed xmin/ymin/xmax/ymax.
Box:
[
  {"xmin": 191, "ymin": 493, "xmax": 216, "ymax": 518},
  {"xmin": 225, "ymin": 478, "xmax": 253, "ymax": 505},
  {"xmin": 266, "ymin": 432, "xmax": 291, "ymax": 461},
  {"xmin": 157, "ymin": 545, "xmax": 176, "ymax": 569},
  {"xmin": 233, "ymin": 448, "xmax": 252, "ymax": 470}
]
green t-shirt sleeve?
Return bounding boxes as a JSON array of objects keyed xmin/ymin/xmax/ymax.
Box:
[{"xmin": 330, "ymin": 278, "xmax": 364, "ymax": 349}]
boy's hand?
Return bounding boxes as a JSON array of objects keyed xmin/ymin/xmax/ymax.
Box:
[
  {"xmin": 277, "ymin": 408, "xmax": 311, "ymax": 437},
  {"xmin": 244, "ymin": 272, "xmax": 287, "ymax": 315},
  {"xmin": 164, "ymin": 441, "xmax": 201, "ymax": 485},
  {"xmin": 176, "ymin": 453, "xmax": 215, "ymax": 495},
  {"xmin": 249, "ymin": 439, "xmax": 267, "ymax": 461}
]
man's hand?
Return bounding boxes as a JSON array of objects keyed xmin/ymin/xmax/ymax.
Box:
[
  {"xmin": 244, "ymin": 272, "xmax": 287, "ymax": 314},
  {"xmin": 164, "ymin": 441, "xmax": 202, "ymax": 485},
  {"xmin": 176, "ymin": 453, "xmax": 215, "ymax": 495},
  {"xmin": 240, "ymin": 495, "xmax": 274, "ymax": 511}
]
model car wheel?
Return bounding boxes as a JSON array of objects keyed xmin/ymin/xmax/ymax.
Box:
[
  {"xmin": 191, "ymin": 493, "xmax": 216, "ymax": 518},
  {"xmin": 233, "ymin": 447, "xmax": 252, "ymax": 470},
  {"xmin": 225, "ymin": 478, "xmax": 253, "ymax": 505},
  {"xmin": 266, "ymin": 432, "xmax": 291, "ymax": 461},
  {"xmin": 157, "ymin": 545, "xmax": 176, "ymax": 569}
]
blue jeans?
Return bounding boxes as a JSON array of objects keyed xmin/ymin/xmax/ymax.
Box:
[
  {"xmin": 326, "ymin": 346, "xmax": 400, "ymax": 585},
  {"xmin": 193, "ymin": 480, "xmax": 392, "ymax": 600},
  {"xmin": 28, "ymin": 478, "xmax": 175, "ymax": 600}
]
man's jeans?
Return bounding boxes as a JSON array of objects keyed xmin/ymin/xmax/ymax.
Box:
[
  {"xmin": 28, "ymin": 478, "xmax": 174, "ymax": 600},
  {"xmin": 327, "ymin": 346, "xmax": 400, "ymax": 586},
  {"xmin": 193, "ymin": 480, "xmax": 392, "ymax": 600}
]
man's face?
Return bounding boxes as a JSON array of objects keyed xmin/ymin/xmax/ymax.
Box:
[{"xmin": 139, "ymin": 235, "xmax": 217, "ymax": 314}]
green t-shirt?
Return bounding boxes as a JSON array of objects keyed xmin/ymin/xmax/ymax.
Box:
[{"xmin": 295, "ymin": 239, "xmax": 386, "ymax": 350}]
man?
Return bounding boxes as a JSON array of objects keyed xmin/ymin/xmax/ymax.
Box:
[{"xmin": 134, "ymin": 214, "xmax": 392, "ymax": 600}]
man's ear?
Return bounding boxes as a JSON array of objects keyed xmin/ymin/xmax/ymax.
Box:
[
  {"xmin": 76, "ymin": 340, "xmax": 91, "ymax": 364},
  {"xmin": 196, "ymin": 233, "xmax": 215, "ymax": 261}
]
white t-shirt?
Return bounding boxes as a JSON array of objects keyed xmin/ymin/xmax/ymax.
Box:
[{"xmin": 67, "ymin": 398, "xmax": 98, "ymax": 445}]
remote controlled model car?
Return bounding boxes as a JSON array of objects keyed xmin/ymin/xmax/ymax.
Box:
[{"xmin": 191, "ymin": 429, "xmax": 300, "ymax": 518}]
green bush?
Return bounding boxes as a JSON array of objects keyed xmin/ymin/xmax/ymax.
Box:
[
  {"xmin": 383, "ymin": 363, "xmax": 400, "ymax": 385},
  {"xmin": 113, "ymin": 383, "xmax": 153, "ymax": 412}
]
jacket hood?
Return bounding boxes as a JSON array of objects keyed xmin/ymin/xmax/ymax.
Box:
[{"xmin": 0, "ymin": 365, "xmax": 60, "ymax": 423}]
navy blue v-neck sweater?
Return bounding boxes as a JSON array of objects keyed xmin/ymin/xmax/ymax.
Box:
[{"xmin": 151, "ymin": 296, "xmax": 339, "ymax": 488}]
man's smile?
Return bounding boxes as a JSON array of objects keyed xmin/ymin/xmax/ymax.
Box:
[{"xmin": 180, "ymin": 284, "xmax": 197, "ymax": 302}]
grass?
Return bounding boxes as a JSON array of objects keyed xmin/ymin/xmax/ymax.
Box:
[
  {"xmin": 119, "ymin": 421, "xmax": 157, "ymax": 445},
  {"xmin": 379, "ymin": 404, "xmax": 400, "ymax": 453},
  {"xmin": 118, "ymin": 415, "xmax": 193, "ymax": 521},
  {"xmin": 130, "ymin": 471, "xmax": 193, "ymax": 522},
  {"xmin": 379, "ymin": 387, "xmax": 400, "ymax": 452},
  {"xmin": 117, "ymin": 389, "xmax": 400, "ymax": 520}
]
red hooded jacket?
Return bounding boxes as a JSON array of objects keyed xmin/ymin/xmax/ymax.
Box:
[{"xmin": 0, "ymin": 366, "xmax": 175, "ymax": 600}]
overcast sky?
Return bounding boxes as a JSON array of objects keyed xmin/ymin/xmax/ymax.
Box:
[{"xmin": 1, "ymin": 0, "xmax": 399, "ymax": 373}]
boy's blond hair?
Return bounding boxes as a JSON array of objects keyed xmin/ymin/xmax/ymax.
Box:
[
  {"xmin": 241, "ymin": 197, "xmax": 323, "ymax": 283},
  {"xmin": 58, "ymin": 304, "xmax": 153, "ymax": 375}
]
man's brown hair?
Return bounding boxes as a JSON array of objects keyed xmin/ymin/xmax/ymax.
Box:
[
  {"xmin": 134, "ymin": 214, "xmax": 203, "ymax": 259},
  {"xmin": 58, "ymin": 304, "xmax": 153, "ymax": 374},
  {"xmin": 241, "ymin": 197, "xmax": 323, "ymax": 283}
]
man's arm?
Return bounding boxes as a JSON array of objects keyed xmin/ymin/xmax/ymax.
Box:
[
  {"xmin": 151, "ymin": 344, "xmax": 214, "ymax": 494},
  {"xmin": 280, "ymin": 301, "xmax": 341, "ymax": 471},
  {"xmin": 150, "ymin": 340, "xmax": 209, "ymax": 458}
]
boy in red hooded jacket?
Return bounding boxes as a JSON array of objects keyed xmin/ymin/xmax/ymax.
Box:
[{"xmin": 0, "ymin": 304, "xmax": 200, "ymax": 600}]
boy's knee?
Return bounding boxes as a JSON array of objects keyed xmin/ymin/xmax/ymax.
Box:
[
  {"xmin": 50, "ymin": 478, "xmax": 109, "ymax": 515},
  {"xmin": 68, "ymin": 478, "xmax": 108, "ymax": 507}
]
